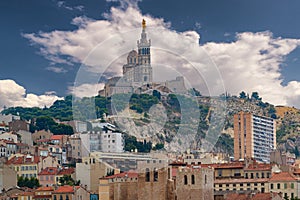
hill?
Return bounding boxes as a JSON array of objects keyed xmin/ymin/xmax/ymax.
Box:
[{"xmin": 2, "ymin": 91, "xmax": 300, "ymax": 156}]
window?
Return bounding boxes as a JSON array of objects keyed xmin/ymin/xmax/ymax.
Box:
[
  {"xmin": 191, "ymin": 175, "xmax": 195, "ymax": 185},
  {"xmin": 205, "ymin": 175, "xmax": 207, "ymax": 184},
  {"xmin": 154, "ymin": 168, "xmax": 158, "ymax": 182},
  {"xmin": 251, "ymin": 173, "xmax": 254, "ymax": 179},
  {"xmin": 60, "ymin": 195, "xmax": 63, "ymax": 200},
  {"xmin": 284, "ymin": 183, "xmax": 287, "ymax": 189},
  {"xmin": 277, "ymin": 183, "xmax": 280, "ymax": 189},
  {"xmin": 291, "ymin": 183, "xmax": 294, "ymax": 189},
  {"xmin": 261, "ymin": 173, "xmax": 264, "ymax": 178},
  {"xmin": 66, "ymin": 195, "xmax": 69, "ymax": 200},
  {"xmin": 145, "ymin": 168, "xmax": 150, "ymax": 182},
  {"xmin": 53, "ymin": 195, "xmax": 57, "ymax": 200},
  {"xmin": 184, "ymin": 175, "xmax": 188, "ymax": 185},
  {"xmin": 218, "ymin": 170, "xmax": 222, "ymax": 177},
  {"xmin": 256, "ymin": 173, "xmax": 259, "ymax": 178},
  {"xmin": 271, "ymin": 183, "xmax": 273, "ymax": 189},
  {"xmin": 245, "ymin": 173, "xmax": 248, "ymax": 179}
]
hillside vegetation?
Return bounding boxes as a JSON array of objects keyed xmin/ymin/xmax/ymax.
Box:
[{"xmin": 2, "ymin": 91, "xmax": 300, "ymax": 156}]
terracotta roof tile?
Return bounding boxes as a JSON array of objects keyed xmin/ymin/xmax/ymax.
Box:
[
  {"xmin": 225, "ymin": 193, "xmax": 248, "ymax": 200},
  {"xmin": 53, "ymin": 185, "xmax": 75, "ymax": 193},
  {"xmin": 6, "ymin": 155, "xmax": 40, "ymax": 165},
  {"xmin": 50, "ymin": 135, "xmax": 63, "ymax": 140},
  {"xmin": 38, "ymin": 167, "xmax": 58, "ymax": 176},
  {"xmin": 201, "ymin": 162, "xmax": 244, "ymax": 169},
  {"xmin": 225, "ymin": 193, "xmax": 280, "ymax": 200},
  {"xmin": 244, "ymin": 164, "xmax": 272, "ymax": 171},
  {"xmin": 34, "ymin": 194, "xmax": 52, "ymax": 198},
  {"xmin": 251, "ymin": 193, "xmax": 278, "ymax": 200},
  {"xmin": 57, "ymin": 168, "xmax": 75, "ymax": 175},
  {"xmin": 36, "ymin": 186, "xmax": 54, "ymax": 191},
  {"xmin": 269, "ymin": 172, "xmax": 297, "ymax": 182},
  {"xmin": 105, "ymin": 171, "xmax": 138, "ymax": 179}
]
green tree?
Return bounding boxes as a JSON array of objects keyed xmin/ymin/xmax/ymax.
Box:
[
  {"xmin": 152, "ymin": 90, "xmax": 161, "ymax": 100},
  {"xmin": 17, "ymin": 176, "xmax": 40, "ymax": 188},
  {"xmin": 153, "ymin": 143, "xmax": 164, "ymax": 150},
  {"xmin": 251, "ymin": 92, "xmax": 262, "ymax": 101},
  {"xmin": 188, "ymin": 88, "xmax": 201, "ymax": 96},
  {"xmin": 59, "ymin": 175, "xmax": 80, "ymax": 186},
  {"xmin": 239, "ymin": 91, "xmax": 247, "ymax": 99},
  {"xmin": 35, "ymin": 116, "xmax": 56, "ymax": 131}
]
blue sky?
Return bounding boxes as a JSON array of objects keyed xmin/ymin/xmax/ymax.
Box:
[{"xmin": 1, "ymin": 0, "xmax": 300, "ymax": 108}]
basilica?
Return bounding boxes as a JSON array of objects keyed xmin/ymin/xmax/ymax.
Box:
[{"xmin": 99, "ymin": 19, "xmax": 186, "ymax": 97}]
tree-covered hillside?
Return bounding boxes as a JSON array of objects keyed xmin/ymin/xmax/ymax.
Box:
[{"xmin": 2, "ymin": 90, "xmax": 300, "ymax": 156}]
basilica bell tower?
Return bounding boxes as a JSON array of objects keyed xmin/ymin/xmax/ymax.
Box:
[{"xmin": 137, "ymin": 19, "xmax": 152, "ymax": 83}]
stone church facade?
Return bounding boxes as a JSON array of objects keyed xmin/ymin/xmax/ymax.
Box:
[{"xmin": 99, "ymin": 20, "xmax": 187, "ymax": 97}]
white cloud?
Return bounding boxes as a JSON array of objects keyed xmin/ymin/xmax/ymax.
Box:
[
  {"xmin": 46, "ymin": 66, "xmax": 67, "ymax": 73},
  {"xmin": 0, "ymin": 79, "xmax": 62, "ymax": 110},
  {"xmin": 68, "ymin": 83, "xmax": 104, "ymax": 98},
  {"xmin": 194, "ymin": 22, "xmax": 201, "ymax": 30},
  {"xmin": 23, "ymin": 5, "xmax": 300, "ymax": 108},
  {"xmin": 106, "ymin": 0, "xmax": 142, "ymax": 9},
  {"xmin": 56, "ymin": 1, "xmax": 84, "ymax": 11}
]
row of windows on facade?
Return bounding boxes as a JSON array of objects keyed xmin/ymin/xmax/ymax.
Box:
[
  {"xmin": 52, "ymin": 195, "xmax": 84, "ymax": 200},
  {"xmin": 53, "ymin": 195, "xmax": 70, "ymax": 200},
  {"xmin": 39, "ymin": 176, "xmax": 62, "ymax": 181},
  {"xmin": 217, "ymin": 182, "xmax": 266, "ymax": 187},
  {"xmin": 17, "ymin": 166, "xmax": 37, "ymax": 171},
  {"xmin": 138, "ymin": 48, "xmax": 150, "ymax": 55},
  {"xmin": 21, "ymin": 173, "xmax": 37, "ymax": 178},
  {"xmin": 217, "ymin": 171, "xmax": 271, "ymax": 179},
  {"xmin": 183, "ymin": 175, "xmax": 208, "ymax": 185},
  {"xmin": 270, "ymin": 183, "xmax": 295, "ymax": 189},
  {"xmin": 145, "ymin": 168, "xmax": 159, "ymax": 182},
  {"xmin": 216, "ymin": 187, "xmax": 265, "ymax": 192},
  {"xmin": 216, "ymin": 182, "xmax": 295, "ymax": 190}
]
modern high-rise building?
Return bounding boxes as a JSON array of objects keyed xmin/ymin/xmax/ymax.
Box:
[{"xmin": 234, "ymin": 111, "xmax": 276, "ymax": 163}]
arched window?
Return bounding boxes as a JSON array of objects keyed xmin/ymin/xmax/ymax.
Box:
[
  {"xmin": 145, "ymin": 168, "xmax": 150, "ymax": 182},
  {"xmin": 184, "ymin": 175, "xmax": 188, "ymax": 185},
  {"xmin": 154, "ymin": 168, "xmax": 158, "ymax": 182},
  {"xmin": 191, "ymin": 175, "xmax": 195, "ymax": 185}
]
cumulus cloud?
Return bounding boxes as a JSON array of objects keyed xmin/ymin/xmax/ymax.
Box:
[
  {"xmin": 56, "ymin": 1, "xmax": 84, "ymax": 11},
  {"xmin": 46, "ymin": 66, "xmax": 67, "ymax": 73},
  {"xmin": 68, "ymin": 83, "xmax": 104, "ymax": 98},
  {"xmin": 23, "ymin": 4, "xmax": 300, "ymax": 107},
  {"xmin": 106, "ymin": 0, "xmax": 142, "ymax": 9},
  {"xmin": 0, "ymin": 79, "xmax": 62, "ymax": 109}
]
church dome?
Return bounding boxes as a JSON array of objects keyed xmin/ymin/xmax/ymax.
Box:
[
  {"xmin": 127, "ymin": 50, "xmax": 138, "ymax": 64},
  {"xmin": 128, "ymin": 50, "xmax": 137, "ymax": 57}
]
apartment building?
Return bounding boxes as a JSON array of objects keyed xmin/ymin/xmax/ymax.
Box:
[{"xmin": 234, "ymin": 112, "xmax": 276, "ymax": 163}]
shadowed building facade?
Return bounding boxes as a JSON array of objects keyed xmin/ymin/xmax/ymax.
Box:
[{"xmin": 234, "ymin": 112, "xmax": 276, "ymax": 163}]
